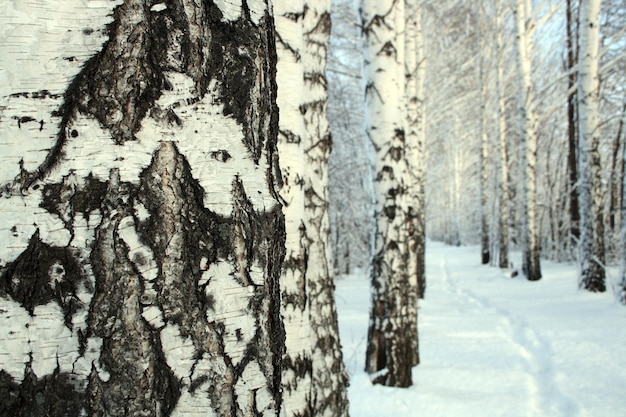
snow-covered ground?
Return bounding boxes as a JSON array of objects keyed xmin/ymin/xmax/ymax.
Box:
[{"xmin": 336, "ymin": 241, "xmax": 626, "ymax": 417}]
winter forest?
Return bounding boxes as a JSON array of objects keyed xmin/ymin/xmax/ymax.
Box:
[{"xmin": 0, "ymin": 0, "xmax": 624, "ymax": 416}]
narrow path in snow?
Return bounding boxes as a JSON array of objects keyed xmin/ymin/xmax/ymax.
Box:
[
  {"xmin": 336, "ymin": 241, "xmax": 626, "ymax": 417},
  {"xmin": 436, "ymin": 245, "xmax": 578, "ymax": 417}
]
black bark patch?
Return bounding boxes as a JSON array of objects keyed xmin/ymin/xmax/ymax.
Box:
[
  {"xmin": 62, "ymin": 2, "xmax": 166, "ymax": 145},
  {"xmin": 205, "ymin": 5, "xmax": 278, "ymax": 164},
  {"xmin": 40, "ymin": 174, "xmax": 108, "ymax": 239},
  {"xmin": 0, "ymin": 366, "xmax": 85, "ymax": 417},
  {"xmin": 0, "ymin": 231, "xmax": 86, "ymax": 325},
  {"xmin": 282, "ymin": 354, "xmax": 312, "ymax": 393}
]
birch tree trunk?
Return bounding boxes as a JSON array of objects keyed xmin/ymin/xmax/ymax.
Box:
[
  {"xmin": 577, "ymin": 0, "xmax": 606, "ymax": 292},
  {"xmin": 274, "ymin": 1, "xmax": 314, "ymax": 416},
  {"xmin": 514, "ymin": 0, "xmax": 542, "ymax": 281},
  {"xmin": 566, "ymin": 0, "xmax": 581, "ymax": 248},
  {"xmin": 361, "ymin": 0, "xmax": 415, "ymax": 388},
  {"xmin": 479, "ymin": 1, "xmax": 491, "ymax": 266},
  {"xmin": 495, "ymin": 0, "xmax": 509, "ymax": 269},
  {"xmin": 404, "ymin": 0, "xmax": 423, "ymax": 365},
  {"xmin": 405, "ymin": 0, "xmax": 427, "ymax": 302},
  {"xmin": 301, "ymin": 1, "xmax": 351, "ymax": 415},
  {"xmin": 0, "ymin": 1, "xmax": 286, "ymax": 416}
]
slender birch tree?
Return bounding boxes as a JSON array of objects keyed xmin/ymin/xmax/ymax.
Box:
[
  {"xmin": 478, "ymin": 0, "xmax": 491, "ymax": 265},
  {"xmin": 577, "ymin": 0, "xmax": 606, "ymax": 292},
  {"xmin": 494, "ymin": 0, "xmax": 510, "ymax": 269},
  {"xmin": 361, "ymin": 0, "xmax": 415, "ymax": 388},
  {"xmin": 566, "ymin": 0, "xmax": 581, "ymax": 247},
  {"xmin": 0, "ymin": 1, "xmax": 286, "ymax": 415},
  {"xmin": 514, "ymin": 0, "xmax": 542, "ymax": 281}
]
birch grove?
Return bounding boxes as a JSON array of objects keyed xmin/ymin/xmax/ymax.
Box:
[{"xmin": 2, "ymin": 0, "xmax": 626, "ymax": 414}]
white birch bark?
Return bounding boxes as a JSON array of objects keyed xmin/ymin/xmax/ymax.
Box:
[
  {"xmin": 0, "ymin": 1, "xmax": 286, "ymax": 415},
  {"xmin": 514, "ymin": 0, "xmax": 542, "ymax": 281},
  {"xmin": 301, "ymin": 1, "xmax": 351, "ymax": 414},
  {"xmin": 577, "ymin": 0, "xmax": 606, "ymax": 292},
  {"xmin": 361, "ymin": 0, "xmax": 414, "ymax": 387}
]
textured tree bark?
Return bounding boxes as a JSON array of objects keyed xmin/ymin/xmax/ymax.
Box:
[
  {"xmin": 302, "ymin": 1, "xmax": 351, "ymax": 414},
  {"xmin": 577, "ymin": 0, "xmax": 606, "ymax": 292},
  {"xmin": 0, "ymin": 1, "xmax": 286, "ymax": 416},
  {"xmin": 514, "ymin": 0, "xmax": 542, "ymax": 281},
  {"xmin": 361, "ymin": 0, "xmax": 415, "ymax": 388}
]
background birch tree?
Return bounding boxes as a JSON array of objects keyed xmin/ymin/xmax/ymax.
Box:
[
  {"xmin": 514, "ymin": 0, "xmax": 542, "ymax": 281},
  {"xmin": 478, "ymin": 0, "xmax": 491, "ymax": 266},
  {"xmin": 494, "ymin": 0, "xmax": 510, "ymax": 269},
  {"xmin": 0, "ymin": 1, "xmax": 287, "ymax": 415},
  {"xmin": 405, "ymin": 0, "xmax": 427, "ymax": 300},
  {"xmin": 577, "ymin": 0, "xmax": 606, "ymax": 292},
  {"xmin": 361, "ymin": 0, "xmax": 416, "ymax": 388}
]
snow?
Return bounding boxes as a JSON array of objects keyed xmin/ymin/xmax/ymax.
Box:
[{"xmin": 336, "ymin": 241, "xmax": 626, "ymax": 417}]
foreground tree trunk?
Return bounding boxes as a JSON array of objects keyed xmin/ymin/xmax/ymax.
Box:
[
  {"xmin": 0, "ymin": 1, "xmax": 286, "ymax": 416},
  {"xmin": 514, "ymin": 0, "xmax": 542, "ymax": 281},
  {"xmin": 361, "ymin": 0, "xmax": 415, "ymax": 388},
  {"xmin": 577, "ymin": 0, "xmax": 606, "ymax": 292}
]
